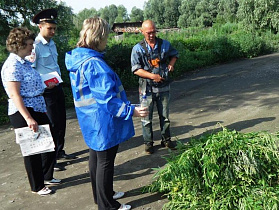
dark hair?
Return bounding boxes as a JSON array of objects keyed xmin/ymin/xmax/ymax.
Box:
[{"xmin": 6, "ymin": 27, "xmax": 36, "ymax": 54}]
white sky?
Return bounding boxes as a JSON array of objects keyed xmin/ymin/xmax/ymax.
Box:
[{"xmin": 57, "ymin": 0, "xmax": 146, "ymax": 14}]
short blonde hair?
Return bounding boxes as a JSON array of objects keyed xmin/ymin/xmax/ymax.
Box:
[
  {"xmin": 6, "ymin": 27, "xmax": 35, "ymax": 54},
  {"xmin": 77, "ymin": 17, "xmax": 110, "ymax": 51}
]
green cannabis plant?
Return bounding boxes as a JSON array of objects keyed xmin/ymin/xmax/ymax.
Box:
[{"xmin": 145, "ymin": 126, "xmax": 279, "ymax": 209}]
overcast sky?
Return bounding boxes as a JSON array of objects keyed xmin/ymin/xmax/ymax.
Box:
[{"xmin": 57, "ymin": 0, "xmax": 146, "ymax": 14}]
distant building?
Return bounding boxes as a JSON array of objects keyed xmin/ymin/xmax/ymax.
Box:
[{"xmin": 112, "ymin": 22, "xmax": 142, "ymax": 34}]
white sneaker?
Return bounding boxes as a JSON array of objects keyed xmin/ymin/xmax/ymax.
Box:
[
  {"xmin": 32, "ymin": 187, "xmax": 52, "ymax": 196},
  {"xmin": 44, "ymin": 178, "xmax": 61, "ymax": 185},
  {"xmin": 118, "ymin": 204, "xmax": 131, "ymax": 210},
  {"xmin": 113, "ymin": 191, "xmax": 125, "ymax": 199}
]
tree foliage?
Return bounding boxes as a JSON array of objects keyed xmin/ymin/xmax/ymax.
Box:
[
  {"xmin": 100, "ymin": 4, "xmax": 118, "ymax": 26},
  {"xmin": 237, "ymin": 0, "xmax": 279, "ymax": 32},
  {"xmin": 115, "ymin": 5, "xmax": 129, "ymax": 23},
  {"xmin": 163, "ymin": 0, "xmax": 181, "ymax": 28},
  {"xmin": 0, "ymin": 0, "xmax": 56, "ymax": 27},
  {"xmin": 2, "ymin": 0, "xmax": 279, "ymax": 33},
  {"xmin": 130, "ymin": 7, "xmax": 144, "ymax": 22},
  {"xmin": 73, "ymin": 8, "xmax": 99, "ymax": 30},
  {"xmin": 216, "ymin": 0, "xmax": 238, "ymax": 24},
  {"xmin": 143, "ymin": 0, "xmax": 165, "ymax": 28},
  {"xmin": 68, "ymin": 0, "xmax": 279, "ymax": 31}
]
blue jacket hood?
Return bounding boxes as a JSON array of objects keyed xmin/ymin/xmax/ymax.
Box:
[{"xmin": 65, "ymin": 47, "xmax": 104, "ymax": 72}]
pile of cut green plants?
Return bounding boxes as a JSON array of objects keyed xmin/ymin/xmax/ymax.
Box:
[{"xmin": 144, "ymin": 126, "xmax": 279, "ymax": 209}]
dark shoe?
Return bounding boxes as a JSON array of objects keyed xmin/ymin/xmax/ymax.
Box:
[
  {"xmin": 145, "ymin": 143, "xmax": 154, "ymax": 154},
  {"xmin": 161, "ymin": 140, "xmax": 177, "ymax": 150},
  {"xmin": 57, "ymin": 153, "xmax": 77, "ymax": 160},
  {"xmin": 54, "ymin": 164, "xmax": 65, "ymax": 171}
]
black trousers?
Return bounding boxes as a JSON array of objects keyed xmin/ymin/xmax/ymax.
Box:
[
  {"xmin": 9, "ymin": 108, "xmax": 56, "ymax": 192},
  {"xmin": 43, "ymin": 84, "xmax": 67, "ymax": 157},
  {"xmin": 89, "ymin": 145, "xmax": 121, "ymax": 210}
]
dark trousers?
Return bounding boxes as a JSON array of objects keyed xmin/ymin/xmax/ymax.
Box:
[
  {"xmin": 43, "ymin": 84, "xmax": 67, "ymax": 157},
  {"xmin": 9, "ymin": 108, "xmax": 56, "ymax": 192},
  {"xmin": 89, "ymin": 145, "xmax": 121, "ymax": 210}
]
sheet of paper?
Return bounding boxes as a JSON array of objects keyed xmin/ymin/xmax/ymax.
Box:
[{"xmin": 14, "ymin": 125, "xmax": 55, "ymax": 156}]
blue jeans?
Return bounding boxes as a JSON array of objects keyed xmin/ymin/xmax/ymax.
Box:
[{"xmin": 141, "ymin": 91, "xmax": 171, "ymax": 144}]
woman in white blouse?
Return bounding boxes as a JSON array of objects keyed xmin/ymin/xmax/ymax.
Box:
[{"xmin": 1, "ymin": 27, "xmax": 60, "ymax": 196}]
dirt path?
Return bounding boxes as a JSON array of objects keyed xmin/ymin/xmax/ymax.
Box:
[{"xmin": 1, "ymin": 53, "xmax": 279, "ymax": 210}]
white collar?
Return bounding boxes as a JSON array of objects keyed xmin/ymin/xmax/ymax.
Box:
[{"xmin": 37, "ymin": 33, "xmax": 52, "ymax": 45}]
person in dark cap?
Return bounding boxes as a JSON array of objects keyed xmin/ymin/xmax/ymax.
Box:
[
  {"xmin": 30, "ymin": 8, "xmax": 77, "ymax": 173},
  {"xmin": 32, "ymin": 8, "xmax": 57, "ymax": 24}
]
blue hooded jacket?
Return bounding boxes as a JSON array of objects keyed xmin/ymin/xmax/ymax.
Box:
[{"xmin": 65, "ymin": 47, "xmax": 135, "ymax": 151}]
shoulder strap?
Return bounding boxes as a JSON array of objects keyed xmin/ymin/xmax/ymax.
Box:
[
  {"xmin": 157, "ymin": 38, "xmax": 162, "ymax": 59},
  {"xmin": 139, "ymin": 38, "xmax": 163, "ymax": 60},
  {"xmin": 139, "ymin": 39, "xmax": 150, "ymax": 61}
]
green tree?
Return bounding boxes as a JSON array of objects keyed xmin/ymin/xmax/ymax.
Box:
[
  {"xmin": 236, "ymin": 0, "xmax": 256, "ymax": 30},
  {"xmin": 108, "ymin": 4, "xmax": 118, "ymax": 25},
  {"xmin": 163, "ymin": 0, "xmax": 181, "ymax": 28},
  {"xmin": 100, "ymin": 5, "xmax": 118, "ymax": 26},
  {"xmin": 115, "ymin": 5, "xmax": 129, "ymax": 23},
  {"xmin": 0, "ymin": 0, "xmax": 57, "ymax": 27},
  {"xmin": 237, "ymin": 0, "xmax": 279, "ymax": 31},
  {"xmin": 178, "ymin": 0, "xmax": 200, "ymax": 28},
  {"xmin": 0, "ymin": 13, "xmax": 10, "ymax": 45},
  {"xmin": 195, "ymin": 0, "xmax": 218, "ymax": 27},
  {"xmin": 144, "ymin": 0, "xmax": 165, "ymax": 28},
  {"xmin": 99, "ymin": 7, "xmax": 110, "ymax": 23},
  {"xmin": 143, "ymin": 1, "xmax": 153, "ymax": 21},
  {"xmin": 130, "ymin": 7, "xmax": 144, "ymax": 22},
  {"xmin": 73, "ymin": 8, "xmax": 99, "ymax": 30},
  {"xmin": 216, "ymin": 0, "xmax": 238, "ymax": 23}
]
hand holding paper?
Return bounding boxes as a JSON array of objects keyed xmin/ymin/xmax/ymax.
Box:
[
  {"xmin": 14, "ymin": 124, "xmax": 55, "ymax": 156},
  {"xmin": 44, "ymin": 77, "xmax": 59, "ymax": 86},
  {"xmin": 40, "ymin": 72, "xmax": 63, "ymax": 88}
]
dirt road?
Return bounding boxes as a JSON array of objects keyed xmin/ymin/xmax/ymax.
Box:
[{"xmin": 1, "ymin": 53, "xmax": 279, "ymax": 210}]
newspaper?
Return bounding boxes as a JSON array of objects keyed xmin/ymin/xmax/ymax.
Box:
[{"xmin": 14, "ymin": 124, "xmax": 55, "ymax": 156}]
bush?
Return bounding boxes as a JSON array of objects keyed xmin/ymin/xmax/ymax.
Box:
[
  {"xmin": 207, "ymin": 36, "xmax": 242, "ymax": 62},
  {"xmin": 230, "ymin": 30, "xmax": 273, "ymax": 58},
  {"xmin": 105, "ymin": 42, "xmax": 138, "ymax": 89},
  {"xmin": 145, "ymin": 126, "xmax": 279, "ymax": 209}
]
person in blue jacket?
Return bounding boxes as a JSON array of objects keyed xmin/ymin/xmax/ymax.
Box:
[{"xmin": 65, "ymin": 17, "xmax": 147, "ymax": 210}]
